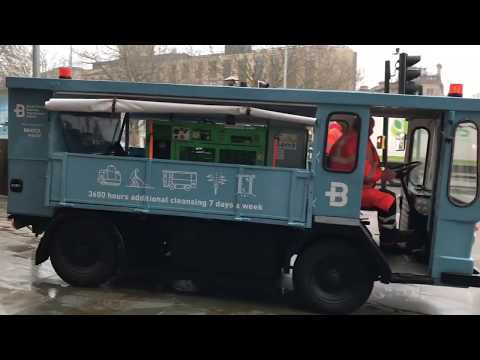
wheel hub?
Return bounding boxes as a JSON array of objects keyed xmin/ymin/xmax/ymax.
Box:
[
  {"xmin": 313, "ymin": 260, "xmax": 352, "ymax": 294},
  {"xmin": 64, "ymin": 237, "xmax": 100, "ymax": 267}
]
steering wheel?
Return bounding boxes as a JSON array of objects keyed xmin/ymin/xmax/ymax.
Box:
[
  {"xmin": 389, "ymin": 161, "xmax": 422, "ymax": 179},
  {"xmin": 388, "ymin": 161, "xmax": 422, "ymax": 210}
]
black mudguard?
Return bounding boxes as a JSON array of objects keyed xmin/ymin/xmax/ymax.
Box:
[
  {"xmin": 34, "ymin": 210, "xmax": 127, "ymax": 269},
  {"xmin": 35, "ymin": 233, "xmax": 51, "ymax": 265},
  {"xmin": 34, "ymin": 215, "xmax": 64, "ymax": 265},
  {"xmin": 305, "ymin": 219, "xmax": 392, "ymax": 283}
]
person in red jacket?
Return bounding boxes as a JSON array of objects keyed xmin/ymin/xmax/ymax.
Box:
[
  {"xmin": 329, "ymin": 117, "xmax": 404, "ymax": 251},
  {"xmin": 325, "ymin": 121, "xmax": 345, "ymax": 155}
]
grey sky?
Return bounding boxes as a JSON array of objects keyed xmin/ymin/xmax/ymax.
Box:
[
  {"xmin": 348, "ymin": 45, "xmax": 480, "ymax": 97},
  {"xmin": 40, "ymin": 45, "xmax": 480, "ymax": 97}
]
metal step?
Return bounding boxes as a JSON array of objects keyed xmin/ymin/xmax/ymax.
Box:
[
  {"xmin": 390, "ymin": 273, "xmax": 434, "ymax": 285},
  {"xmin": 441, "ymin": 272, "xmax": 480, "ymax": 287}
]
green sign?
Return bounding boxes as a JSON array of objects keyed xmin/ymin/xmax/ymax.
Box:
[{"xmin": 390, "ymin": 118, "xmax": 408, "ymax": 137}]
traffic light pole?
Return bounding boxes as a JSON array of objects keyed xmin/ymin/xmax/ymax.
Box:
[
  {"xmin": 381, "ymin": 60, "xmax": 390, "ymax": 190},
  {"xmin": 398, "ymin": 53, "xmax": 406, "ymax": 94}
]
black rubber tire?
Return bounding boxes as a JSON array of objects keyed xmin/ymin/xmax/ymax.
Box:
[
  {"xmin": 49, "ymin": 218, "xmax": 118, "ymax": 287},
  {"xmin": 293, "ymin": 241, "xmax": 374, "ymax": 314}
]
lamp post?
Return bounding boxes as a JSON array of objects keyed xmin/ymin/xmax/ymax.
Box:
[{"xmin": 32, "ymin": 45, "xmax": 40, "ymax": 77}]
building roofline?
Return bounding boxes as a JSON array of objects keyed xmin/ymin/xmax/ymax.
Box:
[{"xmin": 90, "ymin": 45, "xmax": 354, "ymax": 64}]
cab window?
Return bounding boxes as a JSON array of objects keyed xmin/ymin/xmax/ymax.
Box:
[
  {"xmin": 448, "ymin": 122, "xmax": 478, "ymax": 206},
  {"xmin": 409, "ymin": 128, "xmax": 429, "ymax": 186},
  {"xmin": 125, "ymin": 118, "xmax": 147, "ymax": 157},
  {"xmin": 60, "ymin": 113, "xmax": 121, "ymax": 154},
  {"xmin": 324, "ymin": 113, "xmax": 360, "ymax": 173}
]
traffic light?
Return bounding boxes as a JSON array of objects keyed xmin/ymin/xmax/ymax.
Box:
[
  {"xmin": 398, "ymin": 53, "xmax": 423, "ymax": 95},
  {"xmin": 376, "ymin": 136, "xmax": 385, "ymax": 149}
]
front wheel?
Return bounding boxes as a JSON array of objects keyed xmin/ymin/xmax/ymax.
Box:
[
  {"xmin": 293, "ymin": 241, "xmax": 374, "ymax": 314},
  {"xmin": 49, "ymin": 217, "xmax": 119, "ymax": 287}
]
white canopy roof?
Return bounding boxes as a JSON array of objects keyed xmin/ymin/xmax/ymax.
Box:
[{"xmin": 44, "ymin": 98, "xmax": 316, "ymax": 126}]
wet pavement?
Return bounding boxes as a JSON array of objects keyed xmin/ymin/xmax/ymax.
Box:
[{"xmin": 1, "ymin": 196, "xmax": 479, "ymax": 315}]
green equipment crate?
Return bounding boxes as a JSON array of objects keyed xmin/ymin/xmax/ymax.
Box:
[{"xmin": 151, "ymin": 121, "xmax": 267, "ymax": 166}]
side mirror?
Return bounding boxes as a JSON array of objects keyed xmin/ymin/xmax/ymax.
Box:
[{"xmin": 376, "ymin": 135, "xmax": 385, "ymax": 149}]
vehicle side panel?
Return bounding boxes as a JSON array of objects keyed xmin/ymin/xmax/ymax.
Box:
[
  {"xmin": 47, "ymin": 153, "xmax": 313, "ymax": 227},
  {"xmin": 7, "ymin": 88, "xmax": 53, "ymax": 217}
]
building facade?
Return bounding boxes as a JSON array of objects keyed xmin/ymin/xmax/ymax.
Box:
[{"xmin": 42, "ymin": 45, "xmax": 358, "ymax": 91}]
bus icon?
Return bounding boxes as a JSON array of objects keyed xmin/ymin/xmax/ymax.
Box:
[{"xmin": 162, "ymin": 170, "xmax": 197, "ymax": 191}]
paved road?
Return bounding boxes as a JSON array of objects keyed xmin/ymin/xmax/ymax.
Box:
[{"xmin": 1, "ymin": 197, "xmax": 479, "ymax": 315}]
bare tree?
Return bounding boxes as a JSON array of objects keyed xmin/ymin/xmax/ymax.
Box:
[
  {"xmin": 304, "ymin": 47, "xmax": 357, "ymax": 90},
  {"xmin": 262, "ymin": 46, "xmax": 295, "ymax": 88},
  {"xmin": 241, "ymin": 47, "xmax": 270, "ymax": 86},
  {"xmin": 184, "ymin": 46, "xmax": 202, "ymax": 57},
  {"xmin": 268, "ymin": 52, "xmax": 285, "ymax": 88},
  {"xmin": 207, "ymin": 45, "xmax": 216, "ymax": 55},
  {"xmin": 226, "ymin": 46, "xmax": 279, "ymax": 87},
  {"xmin": 232, "ymin": 45, "xmax": 301, "ymax": 88},
  {"xmin": 45, "ymin": 49, "xmax": 71, "ymax": 72},
  {"xmin": 356, "ymin": 67, "xmax": 365, "ymax": 87},
  {"xmin": 75, "ymin": 45, "xmax": 175, "ymax": 83},
  {"xmin": 40, "ymin": 49, "xmax": 49, "ymax": 74},
  {"xmin": 252, "ymin": 45, "xmax": 357, "ymax": 90},
  {"xmin": 0, "ymin": 45, "xmax": 32, "ymax": 86},
  {"xmin": 75, "ymin": 45, "xmax": 357, "ymax": 90}
]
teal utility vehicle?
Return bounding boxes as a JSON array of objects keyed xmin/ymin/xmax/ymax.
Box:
[{"xmin": 6, "ymin": 76, "xmax": 480, "ymax": 314}]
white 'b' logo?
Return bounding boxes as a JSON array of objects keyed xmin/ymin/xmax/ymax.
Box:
[
  {"xmin": 14, "ymin": 104, "xmax": 25, "ymax": 118},
  {"xmin": 325, "ymin": 182, "xmax": 348, "ymax": 207}
]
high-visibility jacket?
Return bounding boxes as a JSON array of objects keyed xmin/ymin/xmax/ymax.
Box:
[
  {"xmin": 330, "ymin": 131, "xmax": 395, "ymax": 211},
  {"xmin": 325, "ymin": 122, "xmax": 344, "ymax": 155},
  {"xmin": 364, "ymin": 140, "xmax": 382, "ymax": 186},
  {"xmin": 329, "ymin": 130, "xmax": 382, "ymax": 185}
]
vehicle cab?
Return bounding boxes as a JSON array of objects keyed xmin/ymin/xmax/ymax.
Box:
[
  {"xmin": 397, "ymin": 108, "xmax": 479, "ymax": 284},
  {"xmin": 317, "ymin": 101, "xmax": 480, "ymax": 287}
]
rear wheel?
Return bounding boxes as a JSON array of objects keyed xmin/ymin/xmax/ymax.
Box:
[
  {"xmin": 293, "ymin": 241, "xmax": 374, "ymax": 314},
  {"xmin": 50, "ymin": 217, "xmax": 119, "ymax": 287}
]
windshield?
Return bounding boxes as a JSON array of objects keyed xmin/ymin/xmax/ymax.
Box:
[{"xmin": 60, "ymin": 113, "xmax": 122, "ymax": 154}]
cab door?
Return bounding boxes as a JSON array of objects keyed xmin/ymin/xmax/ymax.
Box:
[
  {"xmin": 312, "ymin": 105, "xmax": 370, "ymax": 220},
  {"xmin": 399, "ymin": 117, "xmax": 438, "ymax": 233},
  {"xmin": 430, "ymin": 111, "xmax": 480, "ymax": 281}
]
